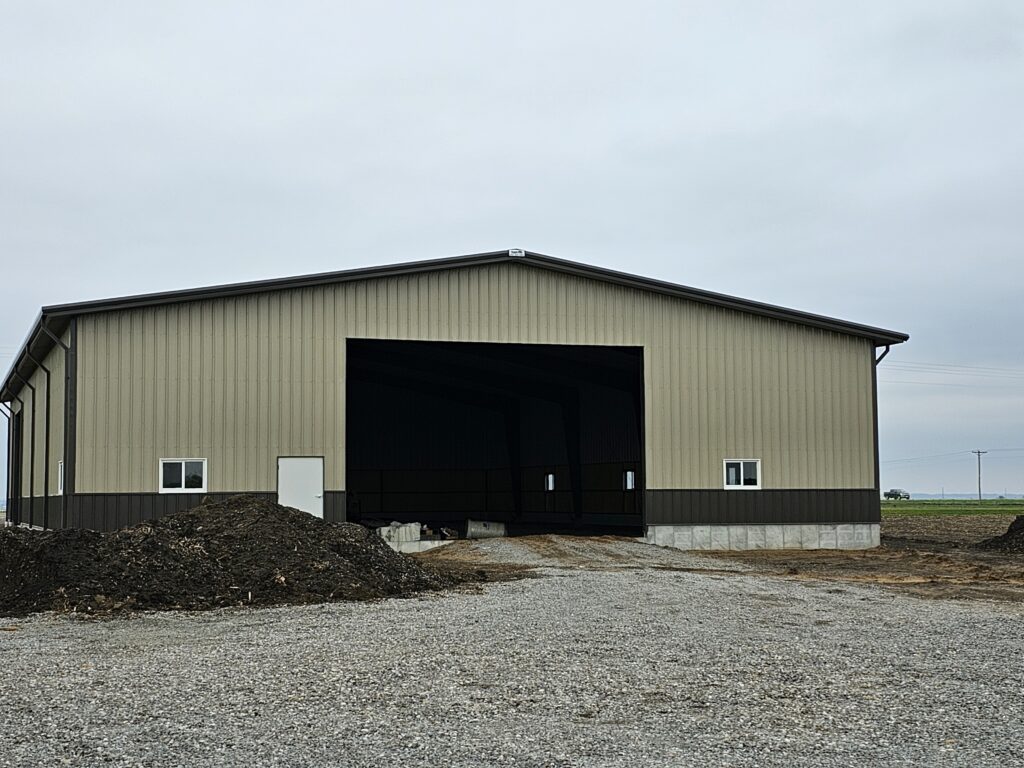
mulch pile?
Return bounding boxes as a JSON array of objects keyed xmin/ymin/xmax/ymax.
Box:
[
  {"xmin": 977, "ymin": 515, "xmax": 1024, "ymax": 553},
  {"xmin": 0, "ymin": 495, "xmax": 452, "ymax": 617}
]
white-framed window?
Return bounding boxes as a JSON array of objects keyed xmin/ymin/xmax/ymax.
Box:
[
  {"xmin": 544, "ymin": 472, "xmax": 555, "ymax": 492},
  {"xmin": 159, "ymin": 458, "xmax": 208, "ymax": 494},
  {"xmin": 57, "ymin": 460, "xmax": 64, "ymax": 495},
  {"xmin": 724, "ymin": 459, "xmax": 760, "ymax": 490},
  {"xmin": 624, "ymin": 470, "xmax": 636, "ymax": 491}
]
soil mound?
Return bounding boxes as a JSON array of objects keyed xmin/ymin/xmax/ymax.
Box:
[
  {"xmin": 977, "ymin": 515, "xmax": 1024, "ymax": 553},
  {"xmin": 0, "ymin": 495, "xmax": 450, "ymax": 616}
]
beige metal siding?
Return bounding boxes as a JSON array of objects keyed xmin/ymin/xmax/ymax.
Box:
[
  {"xmin": 12, "ymin": 328, "xmax": 67, "ymax": 498},
  {"xmin": 76, "ymin": 262, "xmax": 876, "ymax": 494}
]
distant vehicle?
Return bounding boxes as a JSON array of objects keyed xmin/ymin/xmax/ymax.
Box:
[{"xmin": 884, "ymin": 488, "xmax": 911, "ymax": 500}]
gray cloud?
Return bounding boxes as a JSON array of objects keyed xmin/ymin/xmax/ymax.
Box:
[{"xmin": 2, "ymin": 0, "xmax": 1022, "ymax": 494}]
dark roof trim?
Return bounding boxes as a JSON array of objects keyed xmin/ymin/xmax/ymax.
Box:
[
  {"xmin": 2, "ymin": 249, "xmax": 908, "ymax": 400},
  {"xmin": 40, "ymin": 249, "xmax": 909, "ymax": 343},
  {"xmin": 42, "ymin": 250, "xmax": 515, "ymax": 316},
  {"xmin": 520, "ymin": 252, "xmax": 909, "ymax": 347},
  {"xmin": 1, "ymin": 314, "xmax": 72, "ymax": 402}
]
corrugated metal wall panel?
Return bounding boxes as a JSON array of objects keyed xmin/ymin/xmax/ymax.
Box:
[
  {"xmin": 645, "ymin": 489, "xmax": 880, "ymax": 525},
  {"xmin": 75, "ymin": 262, "xmax": 876, "ymax": 494}
]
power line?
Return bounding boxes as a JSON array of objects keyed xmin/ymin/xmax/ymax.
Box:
[
  {"xmin": 881, "ymin": 451, "xmax": 973, "ymax": 465},
  {"xmin": 887, "ymin": 365, "xmax": 1024, "ymax": 376},
  {"xmin": 889, "ymin": 360, "xmax": 1024, "ymax": 374},
  {"xmin": 881, "ymin": 450, "xmax": 1024, "ymax": 467},
  {"xmin": 883, "ymin": 369, "xmax": 1024, "ymax": 382},
  {"xmin": 880, "ymin": 360, "xmax": 1024, "ymax": 386},
  {"xmin": 878, "ymin": 379, "xmax": 978, "ymax": 388}
]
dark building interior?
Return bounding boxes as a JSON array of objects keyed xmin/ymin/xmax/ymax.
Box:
[{"xmin": 345, "ymin": 339, "xmax": 644, "ymax": 535}]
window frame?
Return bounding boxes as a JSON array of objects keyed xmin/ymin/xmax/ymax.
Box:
[
  {"xmin": 57, "ymin": 460, "xmax": 64, "ymax": 495},
  {"xmin": 159, "ymin": 458, "xmax": 208, "ymax": 494},
  {"xmin": 723, "ymin": 459, "xmax": 761, "ymax": 490}
]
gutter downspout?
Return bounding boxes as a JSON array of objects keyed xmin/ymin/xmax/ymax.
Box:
[
  {"xmin": 41, "ymin": 321, "xmax": 72, "ymax": 527},
  {"xmin": 872, "ymin": 344, "xmax": 892, "ymax": 499},
  {"xmin": 3, "ymin": 395, "xmax": 25, "ymax": 525},
  {"xmin": 25, "ymin": 352, "xmax": 52, "ymax": 530},
  {"xmin": 10, "ymin": 372, "xmax": 35, "ymax": 527},
  {"xmin": 0, "ymin": 403, "xmax": 10, "ymax": 526}
]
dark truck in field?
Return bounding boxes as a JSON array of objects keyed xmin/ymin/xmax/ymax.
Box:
[{"xmin": 884, "ymin": 488, "xmax": 911, "ymax": 500}]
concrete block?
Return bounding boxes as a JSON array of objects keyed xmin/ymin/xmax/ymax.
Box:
[
  {"xmin": 869, "ymin": 524, "xmax": 880, "ymax": 548},
  {"xmin": 799, "ymin": 524, "xmax": 820, "ymax": 549},
  {"xmin": 691, "ymin": 525, "xmax": 711, "ymax": 550},
  {"xmin": 764, "ymin": 525, "xmax": 785, "ymax": 549},
  {"xmin": 845, "ymin": 524, "xmax": 879, "ymax": 549},
  {"xmin": 641, "ymin": 523, "xmax": 879, "ymax": 552},
  {"xmin": 817, "ymin": 525, "xmax": 838, "ymax": 549},
  {"xmin": 782, "ymin": 525, "xmax": 803, "ymax": 549},
  {"xmin": 835, "ymin": 524, "xmax": 857, "ymax": 549},
  {"xmin": 709, "ymin": 526, "xmax": 730, "ymax": 551},
  {"xmin": 672, "ymin": 526, "xmax": 694, "ymax": 550},
  {"xmin": 378, "ymin": 522, "xmax": 421, "ymax": 545},
  {"xmin": 727, "ymin": 526, "xmax": 748, "ymax": 550},
  {"xmin": 653, "ymin": 525, "xmax": 673, "ymax": 547},
  {"xmin": 466, "ymin": 520, "xmax": 506, "ymax": 539}
]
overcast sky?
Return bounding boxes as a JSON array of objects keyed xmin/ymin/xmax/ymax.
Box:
[{"xmin": 2, "ymin": 1, "xmax": 1022, "ymax": 496}]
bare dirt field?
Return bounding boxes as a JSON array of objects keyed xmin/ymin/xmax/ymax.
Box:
[{"xmin": 712, "ymin": 514, "xmax": 1024, "ymax": 602}]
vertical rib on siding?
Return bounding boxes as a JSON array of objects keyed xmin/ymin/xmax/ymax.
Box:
[{"xmin": 75, "ymin": 262, "xmax": 876, "ymax": 494}]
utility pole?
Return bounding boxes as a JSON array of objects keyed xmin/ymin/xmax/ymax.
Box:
[{"xmin": 971, "ymin": 450, "xmax": 988, "ymax": 503}]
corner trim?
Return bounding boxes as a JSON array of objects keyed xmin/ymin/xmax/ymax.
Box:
[{"xmin": 871, "ymin": 349, "xmax": 880, "ymax": 493}]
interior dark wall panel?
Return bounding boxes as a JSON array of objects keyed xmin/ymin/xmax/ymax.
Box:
[
  {"xmin": 27, "ymin": 496, "xmax": 45, "ymax": 528},
  {"xmin": 323, "ymin": 492, "xmax": 347, "ymax": 524},
  {"xmin": 645, "ymin": 489, "xmax": 880, "ymax": 526},
  {"xmin": 346, "ymin": 339, "xmax": 645, "ymax": 534}
]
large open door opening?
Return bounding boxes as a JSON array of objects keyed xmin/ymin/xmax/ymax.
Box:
[{"xmin": 346, "ymin": 340, "xmax": 644, "ymax": 536}]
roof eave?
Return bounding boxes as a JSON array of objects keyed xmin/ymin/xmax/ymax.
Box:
[
  {"xmin": 1, "ymin": 313, "xmax": 45, "ymax": 402},
  {"xmin": 518, "ymin": 252, "xmax": 909, "ymax": 346},
  {"xmin": 41, "ymin": 250, "xmax": 515, "ymax": 317}
]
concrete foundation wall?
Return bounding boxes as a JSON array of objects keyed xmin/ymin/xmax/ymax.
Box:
[{"xmin": 644, "ymin": 523, "xmax": 880, "ymax": 551}]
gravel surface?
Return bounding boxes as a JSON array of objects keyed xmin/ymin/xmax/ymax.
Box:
[{"xmin": 2, "ymin": 540, "xmax": 1022, "ymax": 767}]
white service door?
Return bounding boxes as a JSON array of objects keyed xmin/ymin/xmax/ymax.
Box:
[{"xmin": 277, "ymin": 457, "xmax": 324, "ymax": 518}]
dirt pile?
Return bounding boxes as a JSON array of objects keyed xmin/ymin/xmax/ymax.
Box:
[
  {"xmin": 978, "ymin": 515, "xmax": 1024, "ymax": 553},
  {"xmin": 0, "ymin": 495, "xmax": 451, "ymax": 617}
]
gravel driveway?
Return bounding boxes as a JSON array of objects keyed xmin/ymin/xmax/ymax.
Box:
[{"xmin": 2, "ymin": 537, "xmax": 1022, "ymax": 767}]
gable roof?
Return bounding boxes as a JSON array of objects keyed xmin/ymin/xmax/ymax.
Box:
[{"xmin": 1, "ymin": 249, "xmax": 908, "ymax": 401}]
